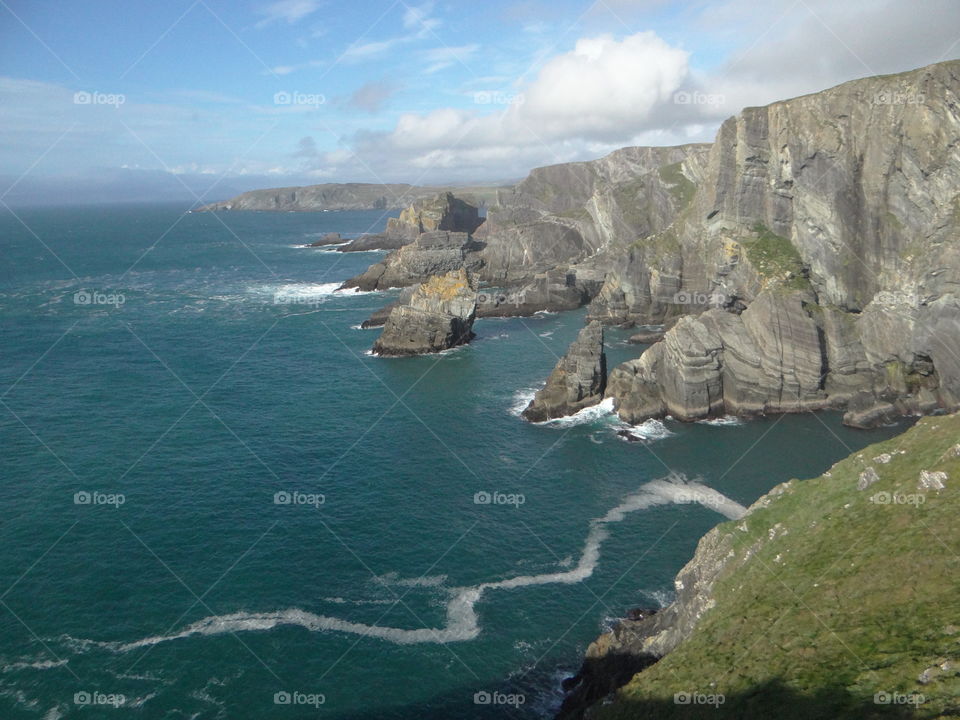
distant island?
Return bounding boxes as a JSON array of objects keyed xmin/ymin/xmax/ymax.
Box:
[{"xmin": 197, "ymin": 181, "xmax": 508, "ymax": 212}]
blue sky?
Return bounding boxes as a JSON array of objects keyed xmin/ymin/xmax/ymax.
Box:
[{"xmin": 1, "ymin": 0, "xmax": 958, "ymax": 203}]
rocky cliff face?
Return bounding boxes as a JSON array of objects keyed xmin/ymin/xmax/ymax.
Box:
[
  {"xmin": 523, "ymin": 321, "xmax": 607, "ymax": 422},
  {"xmin": 371, "ymin": 269, "xmax": 478, "ymax": 356},
  {"xmin": 341, "ymin": 230, "xmax": 484, "ymax": 291},
  {"xmin": 541, "ymin": 60, "xmax": 960, "ymax": 427}
]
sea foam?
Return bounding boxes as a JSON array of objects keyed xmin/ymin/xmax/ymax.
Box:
[{"xmin": 86, "ymin": 477, "xmax": 746, "ymax": 651}]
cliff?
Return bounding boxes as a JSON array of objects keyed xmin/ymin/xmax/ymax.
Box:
[
  {"xmin": 502, "ymin": 59, "xmax": 960, "ymax": 427},
  {"xmin": 559, "ymin": 411, "xmax": 960, "ymax": 719}
]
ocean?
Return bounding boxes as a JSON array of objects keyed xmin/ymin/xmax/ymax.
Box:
[{"xmin": 0, "ymin": 204, "xmax": 909, "ymax": 719}]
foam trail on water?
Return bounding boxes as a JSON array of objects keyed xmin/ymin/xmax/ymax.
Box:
[{"xmin": 87, "ymin": 476, "xmax": 745, "ymax": 652}]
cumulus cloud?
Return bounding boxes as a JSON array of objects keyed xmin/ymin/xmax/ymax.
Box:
[{"xmin": 345, "ymin": 30, "xmax": 690, "ymax": 174}]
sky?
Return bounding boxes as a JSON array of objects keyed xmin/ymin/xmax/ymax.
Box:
[{"xmin": 1, "ymin": 0, "xmax": 958, "ymax": 204}]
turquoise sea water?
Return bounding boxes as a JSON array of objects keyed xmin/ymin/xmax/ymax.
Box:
[{"xmin": 0, "ymin": 204, "xmax": 909, "ymax": 719}]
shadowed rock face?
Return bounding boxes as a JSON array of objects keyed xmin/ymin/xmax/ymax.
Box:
[
  {"xmin": 522, "ymin": 321, "xmax": 607, "ymax": 422},
  {"xmin": 371, "ymin": 269, "xmax": 478, "ymax": 356}
]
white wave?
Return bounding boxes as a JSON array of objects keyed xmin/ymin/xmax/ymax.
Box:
[
  {"xmin": 335, "ymin": 287, "xmax": 383, "ymax": 296},
  {"xmin": 697, "ymin": 415, "xmax": 745, "ymax": 427},
  {"xmin": 84, "ymin": 476, "xmax": 744, "ymax": 652},
  {"xmin": 509, "ymin": 388, "xmax": 538, "ymax": 416},
  {"xmin": 2, "ymin": 659, "xmax": 68, "ymax": 672},
  {"xmin": 616, "ymin": 418, "xmax": 674, "ymax": 442},
  {"xmin": 538, "ymin": 398, "xmax": 616, "ymax": 427}
]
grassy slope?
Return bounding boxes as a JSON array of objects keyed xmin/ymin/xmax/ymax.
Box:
[{"xmin": 594, "ymin": 413, "xmax": 960, "ymax": 719}]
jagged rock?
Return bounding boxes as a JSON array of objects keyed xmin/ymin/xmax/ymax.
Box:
[
  {"xmin": 627, "ymin": 327, "xmax": 665, "ymax": 344},
  {"xmin": 522, "ymin": 321, "xmax": 606, "ymax": 422},
  {"xmin": 857, "ymin": 467, "xmax": 880, "ymax": 490},
  {"xmin": 608, "ymin": 289, "xmax": 830, "ymax": 423},
  {"xmin": 340, "ymin": 231, "xmax": 484, "ymax": 291},
  {"xmin": 389, "ymin": 191, "xmax": 482, "ymax": 237},
  {"xmin": 919, "ymin": 469, "xmax": 947, "ymax": 491},
  {"xmin": 307, "ymin": 232, "xmax": 342, "ymax": 247},
  {"xmin": 371, "ymin": 269, "xmax": 478, "ymax": 356},
  {"xmin": 360, "ymin": 287, "xmax": 417, "ymax": 329}
]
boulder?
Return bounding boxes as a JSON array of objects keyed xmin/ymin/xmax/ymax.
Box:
[{"xmin": 371, "ymin": 269, "xmax": 478, "ymax": 356}]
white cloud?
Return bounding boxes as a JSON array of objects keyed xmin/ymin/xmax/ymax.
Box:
[{"xmin": 256, "ymin": 0, "xmax": 323, "ymax": 27}]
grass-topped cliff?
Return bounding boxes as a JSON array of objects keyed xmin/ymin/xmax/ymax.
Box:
[{"xmin": 587, "ymin": 413, "xmax": 960, "ymax": 719}]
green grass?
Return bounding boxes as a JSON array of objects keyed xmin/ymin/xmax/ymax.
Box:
[
  {"xmin": 594, "ymin": 413, "xmax": 960, "ymax": 719},
  {"xmin": 658, "ymin": 162, "xmax": 697, "ymax": 208},
  {"xmin": 742, "ymin": 223, "xmax": 810, "ymax": 291}
]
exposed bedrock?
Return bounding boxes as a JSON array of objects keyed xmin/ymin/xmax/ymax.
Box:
[
  {"xmin": 371, "ymin": 269, "xmax": 478, "ymax": 356},
  {"xmin": 340, "ymin": 230, "xmax": 484, "ymax": 291},
  {"xmin": 522, "ymin": 321, "xmax": 607, "ymax": 422}
]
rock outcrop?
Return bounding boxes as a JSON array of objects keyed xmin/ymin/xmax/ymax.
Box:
[
  {"xmin": 335, "ymin": 192, "xmax": 484, "ymax": 253},
  {"xmin": 371, "ymin": 269, "xmax": 478, "ymax": 356},
  {"xmin": 308, "ymin": 232, "xmax": 342, "ymax": 247},
  {"xmin": 341, "ymin": 230, "xmax": 484, "ymax": 291},
  {"xmin": 522, "ymin": 321, "xmax": 607, "ymax": 422}
]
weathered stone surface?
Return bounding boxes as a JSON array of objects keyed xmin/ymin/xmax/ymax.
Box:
[
  {"xmin": 371, "ymin": 269, "xmax": 478, "ymax": 356},
  {"xmin": 522, "ymin": 321, "xmax": 607, "ymax": 422},
  {"xmin": 340, "ymin": 231, "xmax": 484, "ymax": 291}
]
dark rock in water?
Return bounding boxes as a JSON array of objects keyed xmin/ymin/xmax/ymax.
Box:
[
  {"xmin": 338, "ymin": 232, "xmax": 409, "ymax": 252},
  {"xmin": 341, "ymin": 230, "xmax": 484, "ymax": 292},
  {"xmin": 616, "ymin": 429, "xmax": 642, "ymax": 442},
  {"xmin": 627, "ymin": 327, "xmax": 665, "ymax": 344},
  {"xmin": 307, "ymin": 232, "xmax": 342, "ymax": 247},
  {"xmin": 523, "ymin": 321, "xmax": 606, "ymax": 422},
  {"xmin": 371, "ymin": 269, "xmax": 478, "ymax": 356}
]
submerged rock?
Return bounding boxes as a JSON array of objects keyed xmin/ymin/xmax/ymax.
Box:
[
  {"xmin": 522, "ymin": 321, "xmax": 606, "ymax": 422},
  {"xmin": 307, "ymin": 232, "xmax": 342, "ymax": 247},
  {"xmin": 371, "ymin": 269, "xmax": 478, "ymax": 356}
]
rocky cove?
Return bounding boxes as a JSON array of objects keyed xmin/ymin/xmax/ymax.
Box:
[{"xmin": 204, "ymin": 59, "xmax": 960, "ymax": 718}]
